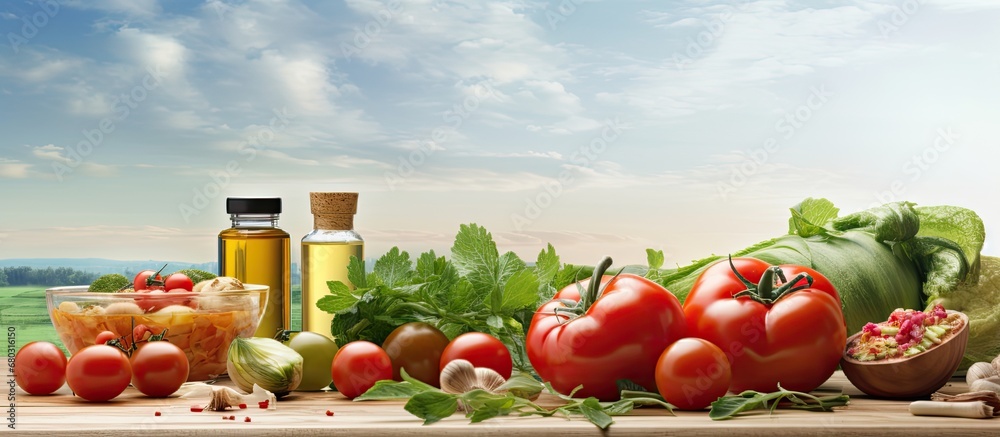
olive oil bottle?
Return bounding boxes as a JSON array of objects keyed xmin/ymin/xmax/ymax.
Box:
[
  {"xmin": 219, "ymin": 197, "xmax": 291, "ymax": 337},
  {"xmin": 301, "ymin": 192, "xmax": 363, "ymax": 341}
]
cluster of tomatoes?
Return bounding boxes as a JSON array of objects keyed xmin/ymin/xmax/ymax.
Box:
[
  {"xmin": 15, "ymin": 325, "xmax": 189, "ymax": 402},
  {"xmin": 332, "ymin": 323, "xmax": 511, "ymax": 399},
  {"xmin": 132, "ymin": 268, "xmax": 198, "ymax": 312},
  {"xmin": 525, "ymin": 257, "xmax": 848, "ymax": 410}
]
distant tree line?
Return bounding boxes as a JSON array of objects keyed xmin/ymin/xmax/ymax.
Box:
[{"xmin": 0, "ymin": 266, "xmax": 100, "ymax": 286}]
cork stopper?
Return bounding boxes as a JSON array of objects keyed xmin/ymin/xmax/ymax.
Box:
[{"xmin": 310, "ymin": 192, "xmax": 358, "ymax": 230}]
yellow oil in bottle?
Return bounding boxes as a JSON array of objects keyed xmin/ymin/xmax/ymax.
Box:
[
  {"xmin": 219, "ymin": 198, "xmax": 290, "ymax": 338},
  {"xmin": 301, "ymin": 240, "xmax": 363, "ymax": 339}
]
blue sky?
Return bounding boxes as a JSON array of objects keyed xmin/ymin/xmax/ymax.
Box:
[{"xmin": 0, "ymin": 0, "xmax": 998, "ymax": 266}]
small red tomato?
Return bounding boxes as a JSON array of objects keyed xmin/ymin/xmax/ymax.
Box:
[
  {"xmin": 133, "ymin": 324, "xmax": 151, "ymax": 343},
  {"xmin": 440, "ymin": 332, "xmax": 513, "ymax": 379},
  {"xmin": 134, "ymin": 269, "xmax": 164, "ymax": 291},
  {"xmin": 164, "ymin": 273, "xmax": 194, "ymax": 291},
  {"xmin": 130, "ymin": 341, "xmax": 189, "ymax": 397},
  {"xmin": 65, "ymin": 345, "xmax": 132, "ymax": 401},
  {"xmin": 14, "ymin": 342, "xmax": 67, "ymax": 395},
  {"xmin": 95, "ymin": 330, "xmax": 117, "ymax": 345},
  {"xmin": 331, "ymin": 341, "xmax": 393, "ymax": 399},
  {"xmin": 654, "ymin": 338, "xmax": 731, "ymax": 411}
]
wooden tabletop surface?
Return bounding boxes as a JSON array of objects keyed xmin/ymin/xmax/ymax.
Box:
[{"xmin": 12, "ymin": 371, "xmax": 1000, "ymax": 436}]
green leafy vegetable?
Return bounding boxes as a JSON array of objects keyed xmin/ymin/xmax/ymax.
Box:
[
  {"xmin": 708, "ymin": 386, "xmax": 850, "ymax": 420},
  {"xmin": 174, "ymin": 269, "xmax": 217, "ymax": 284},
  {"xmin": 88, "ymin": 273, "xmax": 130, "ymax": 293},
  {"xmin": 647, "ymin": 199, "xmax": 982, "ymax": 337},
  {"xmin": 928, "ymin": 255, "xmax": 1000, "ymax": 367},
  {"xmin": 319, "ymin": 224, "xmax": 574, "ymax": 373},
  {"xmin": 357, "ymin": 369, "xmax": 644, "ymax": 429}
]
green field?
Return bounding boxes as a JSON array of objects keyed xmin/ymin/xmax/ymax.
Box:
[{"xmin": 0, "ymin": 286, "xmax": 65, "ymax": 353}]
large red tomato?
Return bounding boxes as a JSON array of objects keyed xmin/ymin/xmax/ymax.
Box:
[
  {"xmin": 526, "ymin": 258, "xmax": 687, "ymax": 401},
  {"xmin": 65, "ymin": 345, "xmax": 132, "ymax": 402},
  {"xmin": 130, "ymin": 341, "xmax": 189, "ymax": 397},
  {"xmin": 683, "ymin": 257, "xmax": 847, "ymax": 393}
]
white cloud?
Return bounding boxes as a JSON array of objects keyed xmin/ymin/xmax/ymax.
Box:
[
  {"xmin": 31, "ymin": 145, "xmax": 72, "ymax": 164},
  {"xmin": 26, "ymin": 145, "xmax": 117, "ymax": 178},
  {"xmin": 0, "ymin": 158, "xmax": 31, "ymax": 178}
]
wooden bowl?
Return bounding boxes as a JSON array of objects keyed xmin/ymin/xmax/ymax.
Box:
[{"xmin": 840, "ymin": 311, "xmax": 969, "ymax": 399}]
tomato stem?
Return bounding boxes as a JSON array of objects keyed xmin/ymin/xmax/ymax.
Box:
[
  {"xmin": 729, "ymin": 257, "xmax": 815, "ymax": 305},
  {"xmin": 580, "ymin": 257, "xmax": 613, "ymax": 312}
]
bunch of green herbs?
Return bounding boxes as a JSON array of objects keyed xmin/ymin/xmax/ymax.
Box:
[{"xmin": 318, "ymin": 224, "xmax": 587, "ymax": 371}]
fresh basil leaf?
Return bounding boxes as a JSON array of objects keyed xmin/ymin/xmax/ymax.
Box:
[
  {"xmin": 354, "ymin": 380, "xmax": 427, "ymax": 401},
  {"xmin": 467, "ymin": 407, "xmax": 502, "ymax": 423},
  {"xmin": 405, "ymin": 391, "xmax": 459, "ymax": 425},
  {"xmin": 578, "ymin": 398, "xmax": 614, "ymax": 430},
  {"xmin": 708, "ymin": 395, "xmax": 761, "ymax": 420},
  {"xmin": 400, "ymin": 368, "xmax": 439, "ymax": 393},
  {"xmin": 616, "ymin": 379, "xmax": 647, "ymax": 393},
  {"xmin": 499, "ymin": 373, "xmax": 543, "ymax": 399},
  {"xmin": 601, "ymin": 399, "xmax": 634, "ymax": 416}
]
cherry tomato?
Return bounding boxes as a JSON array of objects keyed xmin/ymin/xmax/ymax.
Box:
[
  {"xmin": 164, "ymin": 273, "xmax": 194, "ymax": 291},
  {"xmin": 683, "ymin": 257, "xmax": 846, "ymax": 393},
  {"xmin": 331, "ymin": 341, "xmax": 393, "ymax": 399},
  {"xmin": 382, "ymin": 322, "xmax": 450, "ymax": 387},
  {"xmin": 65, "ymin": 345, "xmax": 132, "ymax": 401},
  {"xmin": 130, "ymin": 341, "xmax": 189, "ymax": 397},
  {"xmin": 134, "ymin": 269, "xmax": 164, "ymax": 291},
  {"xmin": 655, "ymin": 338, "xmax": 731, "ymax": 410},
  {"xmin": 13, "ymin": 342, "xmax": 67, "ymax": 395},
  {"xmin": 133, "ymin": 324, "xmax": 151, "ymax": 343},
  {"xmin": 95, "ymin": 330, "xmax": 117, "ymax": 345},
  {"xmin": 440, "ymin": 332, "xmax": 512, "ymax": 379}
]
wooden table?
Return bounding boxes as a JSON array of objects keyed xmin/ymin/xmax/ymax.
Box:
[{"xmin": 13, "ymin": 372, "xmax": 1000, "ymax": 435}]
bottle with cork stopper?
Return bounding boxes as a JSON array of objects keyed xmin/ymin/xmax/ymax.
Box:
[{"xmin": 300, "ymin": 192, "xmax": 364, "ymax": 340}]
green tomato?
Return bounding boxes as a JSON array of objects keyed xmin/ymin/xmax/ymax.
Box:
[{"xmin": 285, "ymin": 331, "xmax": 338, "ymax": 391}]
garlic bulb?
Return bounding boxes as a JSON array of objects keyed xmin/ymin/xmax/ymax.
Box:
[
  {"xmin": 966, "ymin": 362, "xmax": 999, "ymax": 386},
  {"xmin": 969, "ymin": 376, "xmax": 1000, "ymax": 395},
  {"xmin": 440, "ymin": 359, "xmax": 507, "ymax": 394}
]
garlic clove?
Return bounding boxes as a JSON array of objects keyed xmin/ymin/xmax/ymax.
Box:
[
  {"xmin": 440, "ymin": 360, "xmax": 480, "ymax": 394},
  {"xmin": 475, "ymin": 367, "xmax": 507, "ymax": 393},
  {"xmin": 966, "ymin": 362, "xmax": 999, "ymax": 386},
  {"xmin": 970, "ymin": 376, "xmax": 1000, "ymax": 395},
  {"xmin": 440, "ymin": 359, "xmax": 511, "ymax": 395}
]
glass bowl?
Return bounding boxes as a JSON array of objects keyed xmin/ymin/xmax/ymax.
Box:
[{"xmin": 46, "ymin": 285, "xmax": 268, "ymax": 381}]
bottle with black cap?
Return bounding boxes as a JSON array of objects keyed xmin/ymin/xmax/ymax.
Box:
[{"xmin": 219, "ymin": 197, "xmax": 290, "ymax": 337}]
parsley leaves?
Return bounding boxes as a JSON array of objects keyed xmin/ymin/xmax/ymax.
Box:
[{"xmin": 317, "ymin": 223, "xmax": 572, "ymax": 372}]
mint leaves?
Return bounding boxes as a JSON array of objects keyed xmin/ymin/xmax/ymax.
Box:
[
  {"xmin": 318, "ymin": 223, "xmax": 572, "ymax": 372},
  {"xmin": 708, "ymin": 387, "xmax": 850, "ymax": 420},
  {"xmin": 356, "ymin": 369, "xmax": 640, "ymax": 429}
]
